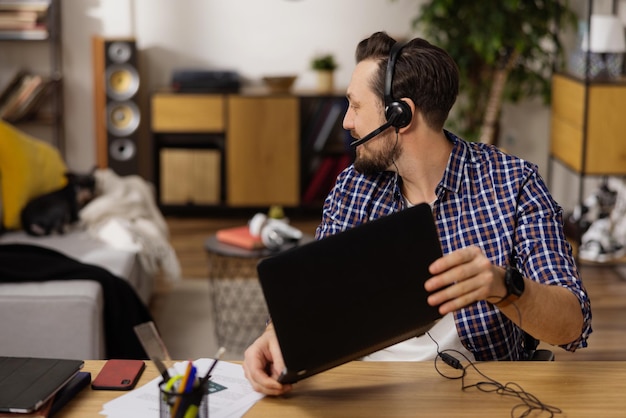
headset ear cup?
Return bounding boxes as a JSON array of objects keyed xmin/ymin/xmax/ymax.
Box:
[{"xmin": 385, "ymin": 100, "xmax": 412, "ymax": 129}]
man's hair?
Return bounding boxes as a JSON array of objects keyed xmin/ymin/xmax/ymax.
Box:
[{"xmin": 355, "ymin": 31, "xmax": 459, "ymax": 131}]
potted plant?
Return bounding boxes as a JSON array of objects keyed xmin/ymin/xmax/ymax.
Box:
[
  {"xmin": 311, "ymin": 53, "xmax": 338, "ymax": 92},
  {"xmin": 411, "ymin": 0, "xmax": 577, "ymax": 144}
]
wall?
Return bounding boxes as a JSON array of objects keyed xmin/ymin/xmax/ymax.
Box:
[
  {"xmin": 6, "ymin": 0, "xmax": 617, "ymax": 211},
  {"xmin": 60, "ymin": 0, "xmax": 419, "ymax": 176}
]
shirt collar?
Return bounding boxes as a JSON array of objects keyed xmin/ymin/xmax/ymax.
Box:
[{"xmin": 438, "ymin": 130, "xmax": 472, "ymax": 196}]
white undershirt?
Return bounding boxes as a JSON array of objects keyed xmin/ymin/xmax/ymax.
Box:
[
  {"xmin": 361, "ymin": 196, "xmax": 474, "ymax": 362},
  {"xmin": 361, "ymin": 313, "xmax": 473, "ymax": 361}
]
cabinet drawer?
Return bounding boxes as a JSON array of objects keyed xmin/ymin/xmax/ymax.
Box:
[
  {"xmin": 152, "ymin": 94, "xmax": 225, "ymax": 132},
  {"xmin": 160, "ymin": 149, "xmax": 221, "ymax": 205}
]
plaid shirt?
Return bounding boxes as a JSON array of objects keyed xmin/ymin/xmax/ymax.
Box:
[{"xmin": 315, "ymin": 131, "xmax": 592, "ymax": 360}]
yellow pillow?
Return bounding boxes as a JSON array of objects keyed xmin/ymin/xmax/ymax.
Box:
[{"xmin": 0, "ymin": 120, "xmax": 67, "ymax": 230}]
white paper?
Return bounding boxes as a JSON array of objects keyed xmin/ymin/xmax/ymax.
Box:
[{"xmin": 99, "ymin": 359, "xmax": 264, "ymax": 418}]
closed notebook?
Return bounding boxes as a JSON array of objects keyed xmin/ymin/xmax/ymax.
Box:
[
  {"xmin": 257, "ymin": 203, "xmax": 444, "ymax": 384},
  {"xmin": 216, "ymin": 225, "xmax": 264, "ymax": 250},
  {"xmin": 0, "ymin": 357, "xmax": 84, "ymax": 413}
]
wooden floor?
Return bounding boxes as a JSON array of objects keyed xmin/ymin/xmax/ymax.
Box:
[{"xmin": 166, "ymin": 216, "xmax": 626, "ymax": 361}]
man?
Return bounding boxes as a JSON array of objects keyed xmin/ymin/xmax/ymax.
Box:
[{"xmin": 243, "ymin": 32, "xmax": 592, "ymax": 396}]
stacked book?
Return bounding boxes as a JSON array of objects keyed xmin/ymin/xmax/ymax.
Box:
[
  {"xmin": 0, "ymin": 1, "xmax": 49, "ymax": 39},
  {"xmin": 216, "ymin": 225, "xmax": 264, "ymax": 250}
]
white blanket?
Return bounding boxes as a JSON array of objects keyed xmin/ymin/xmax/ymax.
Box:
[{"xmin": 79, "ymin": 168, "xmax": 181, "ymax": 281}]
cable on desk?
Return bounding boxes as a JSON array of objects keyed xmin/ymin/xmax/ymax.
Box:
[{"xmin": 426, "ymin": 302, "xmax": 562, "ymax": 418}]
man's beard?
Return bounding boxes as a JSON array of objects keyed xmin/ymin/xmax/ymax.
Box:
[{"xmin": 353, "ymin": 133, "xmax": 401, "ymax": 175}]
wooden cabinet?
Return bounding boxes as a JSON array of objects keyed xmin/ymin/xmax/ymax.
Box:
[
  {"xmin": 550, "ymin": 73, "xmax": 626, "ymax": 175},
  {"xmin": 152, "ymin": 92, "xmax": 309, "ymax": 212},
  {"xmin": 226, "ymin": 96, "xmax": 299, "ymax": 206},
  {"xmin": 152, "ymin": 93, "xmax": 225, "ymax": 210}
]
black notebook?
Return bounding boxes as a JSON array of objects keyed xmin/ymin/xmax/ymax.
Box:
[
  {"xmin": 257, "ymin": 203, "xmax": 444, "ymax": 384},
  {"xmin": 0, "ymin": 357, "xmax": 84, "ymax": 413}
]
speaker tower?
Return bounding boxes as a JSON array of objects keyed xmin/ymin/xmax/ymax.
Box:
[{"xmin": 93, "ymin": 36, "xmax": 141, "ymax": 175}]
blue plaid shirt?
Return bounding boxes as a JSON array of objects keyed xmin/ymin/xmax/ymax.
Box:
[{"xmin": 315, "ymin": 131, "xmax": 592, "ymax": 360}]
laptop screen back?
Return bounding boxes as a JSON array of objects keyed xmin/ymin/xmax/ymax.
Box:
[{"xmin": 257, "ymin": 203, "xmax": 444, "ymax": 384}]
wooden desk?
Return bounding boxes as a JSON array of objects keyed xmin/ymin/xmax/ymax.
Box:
[{"xmin": 59, "ymin": 360, "xmax": 626, "ymax": 417}]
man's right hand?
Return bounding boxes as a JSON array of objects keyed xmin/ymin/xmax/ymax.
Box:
[{"xmin": 242, "ymin": 324, "xmax": 293, "ymax": 395}]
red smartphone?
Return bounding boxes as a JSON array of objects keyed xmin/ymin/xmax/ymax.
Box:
[{"xmin": 91, "ymin": 359, "xmax": 145, "ymax": 391}]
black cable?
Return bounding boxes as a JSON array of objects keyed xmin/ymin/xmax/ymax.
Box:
[
  {"xmin": 427, "ymin": 332, "xmax": 562, "ymax": 418},
  {"xmin": 391, "ymin": 130, "xmax": 401, "ymax": 176}
]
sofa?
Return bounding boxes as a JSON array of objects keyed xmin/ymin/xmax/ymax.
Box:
[
  {"xmin": 0, "ymin": 121, "xmax": 176, "ymax": 360},
  {"xmin": 0, "ymin": 229, "xmax": 153, "ymax": 359}
]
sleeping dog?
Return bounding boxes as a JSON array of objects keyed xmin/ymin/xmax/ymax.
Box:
[{"xmin": 20, "ymin": 172, "xmax": 96, "ymax": 236}]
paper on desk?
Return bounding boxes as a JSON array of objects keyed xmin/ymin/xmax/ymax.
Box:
[{"xmin": 99, "ymin": 358, "xmax": 264, "ymax": 418}]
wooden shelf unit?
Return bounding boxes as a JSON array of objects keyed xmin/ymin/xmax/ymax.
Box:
[
  {"xmin": 151, "ymin": 91, "xmax": 348, "ymax": 213},
  {"xmin": 550, "ymin": 73, "xmax": 626, "ymax": 176},
  {"xmin": 0, "ymin": 0, "xmax": 64, "ymax": 153}
]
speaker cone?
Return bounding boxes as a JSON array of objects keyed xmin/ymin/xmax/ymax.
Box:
[
  {"xmin": 108, "ymin": 41, "xmax": 133, "ymax": 63},
  {"xmin": 106, "ymin": 101, "xmax": 140, "ymax": 136},
  {"xmin": 109, "ymin": 138, "xmax": 137, "ymax": 161},
  {"xmin": 106, "ymin": 64, "xmax": 139, "ymax": 101}
]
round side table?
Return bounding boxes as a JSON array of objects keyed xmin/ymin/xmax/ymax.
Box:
[{"xmin": 204, "ymin": 233, "xmax": 314, "ymax": 354}]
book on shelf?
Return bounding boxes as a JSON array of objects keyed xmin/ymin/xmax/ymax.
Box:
[
  {"xmin": 216, "ymin": 225, "xmax": 264, "ymax": 250},
  {"xmin": 0, "ymin": 70, "xmax": 50, "ymax": 122},
  {"xmin": 0, "ymin": 2, "xmax": 49, "ymax": 38},
  {"xmin": 302, "ymin": 153, "xmax": 352, "ymax": 205},
  {"xmin": 0, "ymin": 71, "xmax": 30, "ymax": 119},
  {"xmin": 311, "ymin": 100, "xmax": 344, "ymax": 152},
  {"xmin": 302, "ymin": 97, "xmax": 346, "ymax": 153},
  {"xmin": 0, "ymin": 1, "xmax": 50, "ymax": 13},
  {"xmin": 0, "ymin": 10, "xmax": 38, "ymax": 29}
]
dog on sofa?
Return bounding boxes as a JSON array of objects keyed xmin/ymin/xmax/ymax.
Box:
[{"xmin": 20, "ymin": 171, "xmax": 97, "ymax": 236}]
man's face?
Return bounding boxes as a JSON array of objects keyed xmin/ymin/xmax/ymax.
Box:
[{"xmin": 344, "ymin": 60, "xmax": 401, "ymax": 175}]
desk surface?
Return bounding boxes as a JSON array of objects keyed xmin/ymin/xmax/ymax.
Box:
[{"xmin": 60, "ymin": 360, "xmax": 626, "ymax": 417}]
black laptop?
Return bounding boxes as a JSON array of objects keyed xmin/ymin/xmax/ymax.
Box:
[
  {"xmin": 0, "ymin": 357, "xmax": 84, "ymax": 413},
  {"xmin": 257, "ymin": 203, "xmax": 444, "ymax": 384}
]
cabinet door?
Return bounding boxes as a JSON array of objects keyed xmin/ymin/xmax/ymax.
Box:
[
  {"xmin": 551, "ymin": 74, "xmax": 626, "ymax": 175},
  {"xmin": 226, "ymin": 96, "xmax": 299, "ymax": 206},
  {"xmin": 160, "ymin": 149, "xmax": 221, "ymax": 205}
]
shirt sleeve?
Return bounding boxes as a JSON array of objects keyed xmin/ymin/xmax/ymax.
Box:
[{"xmin": 516, "ymin": 166, "xmax": 592, "ymax": 351}]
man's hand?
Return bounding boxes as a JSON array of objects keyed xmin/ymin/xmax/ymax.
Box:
[
  {"xmin": 242, "ymin": 324, "xmax": 293, "ymax": 395},
  {"xmin": 424, "ymin": 246, "xmax": 507, "ymax": 315}
]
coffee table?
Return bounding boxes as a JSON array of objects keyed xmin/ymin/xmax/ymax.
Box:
[{"xmin": 204, "ymin": 233, "xmax": 314, "ymax": 353}]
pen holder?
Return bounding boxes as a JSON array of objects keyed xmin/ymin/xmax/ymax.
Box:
[{"xmin": 159, "ymin": 379, "xmax": 209, "ymax": 418}]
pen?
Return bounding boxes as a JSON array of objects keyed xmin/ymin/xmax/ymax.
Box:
[
  {"xmin": 183, "ymin": 364, "xmax": 197, "ymax": 393},
  {"xmin": 174, "ymin": 348, "xmax": 225, "ymax": 418},
  {"xmin": 171, "ymin": 361, "xmax": 193, "ymax": 418},
  {"xmin": 199, "ymin": 346, "xmax": 226, "ymax": 386}
]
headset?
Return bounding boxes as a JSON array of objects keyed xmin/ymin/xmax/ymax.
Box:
[
  {"xmin": 350, "ymin": 40, "xmax": 413, "ymax": 147},
  {"xmin": 249, "ymin": 213, "xmax": 303, "ymax": 250}
]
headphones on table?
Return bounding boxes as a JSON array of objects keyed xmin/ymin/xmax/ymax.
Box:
[
  {"xmin": 350, "ymin": 40, "xmax": 413, "ymax": 147},
  {"xmin": 249, "ymin": 213, "xmax": 303, "ymax": 250}
]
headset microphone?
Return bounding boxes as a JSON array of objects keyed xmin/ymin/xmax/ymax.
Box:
[{"xmin": 349, "ymin": 119, "xmax": 394, "ymax": 147}]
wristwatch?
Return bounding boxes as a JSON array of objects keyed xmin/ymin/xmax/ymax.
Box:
[{"xmin": 496, "ymin": 266, "xmax": 525, "ymax": 307}]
